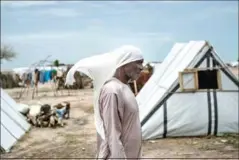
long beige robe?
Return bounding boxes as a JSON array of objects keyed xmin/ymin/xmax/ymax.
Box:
[{"xmin": 96, "ymin": 77, "xmax": 142, "ymax": 159}]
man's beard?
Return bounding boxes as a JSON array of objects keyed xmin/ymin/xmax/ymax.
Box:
[{"xmin": 126, "ymin": 71, "xmax": 140, "ymax": 82}]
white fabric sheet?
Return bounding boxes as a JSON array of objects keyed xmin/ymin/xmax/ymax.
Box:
[{"xmin": 65, "ymin": 45, "xmax": 144, "ymax": 140}]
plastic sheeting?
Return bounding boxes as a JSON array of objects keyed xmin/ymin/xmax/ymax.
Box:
[
  {"xmin": 137, "ymin": 41, "xmax": 239, "ymax": 140},
  {"xmin": 17, "ymin": 103, "xmax": 30, "ymax": 115},
  {"xmin": 0, "ymin": 88, "xmax": 31, "ymax": 152}
]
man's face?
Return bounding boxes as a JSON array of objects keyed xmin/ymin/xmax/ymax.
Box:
[{"xmin": 123, "ymin": 59, "xmax": 144, "ymax": 81}]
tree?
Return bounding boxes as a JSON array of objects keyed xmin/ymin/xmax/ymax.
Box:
[
  {"xmin": 53, "ymin": 59, "xmax": 59, "ymax": 67},
  {"xmin": 0, "ymin": 44, "xmax": 17, "ymax": 61},
  {"xmin": 146, "ymin": 63, "xmax": 153, "ymax": 74}
]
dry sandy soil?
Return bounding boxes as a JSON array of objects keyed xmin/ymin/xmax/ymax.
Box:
[{"xmin": 1, "ymin": 84, "xmax": 238, "ymax": 159}]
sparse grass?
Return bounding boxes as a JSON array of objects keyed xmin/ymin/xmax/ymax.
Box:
[
  {"xmin": 18, "ymin": 130, "xmax": 32, "ymax": 142},
  {"xmin": 221, "ymin": 133, "xmax": 239, "ymax": 148},
  {"xmin": 13, "ymin": 129, "xmax": 32, "ymax": 150},
  {"xmin": 86, "ymin": 106, "xmax": 94, "ymax": 114},
  {"xmin": 80, "ymin": 105, "xmax": 94, "ymax": 114},
  {"xmin": 64, "ymin": 134, "xmax": 79, "ymax": 144},
  {"xmin": 197, "ymin": 133, "xmax": 239, "ymax": 151},
  {"xmin": 58, "ymin": 132, "xmax": 83, "ymax": 145},
  {"xmin": 198, "ymin": 144, "xmax": 218, "ymax": 151}
]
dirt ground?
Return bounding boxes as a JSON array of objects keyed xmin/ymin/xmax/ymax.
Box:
[{"xmin": 1, "ymin": 84, "xmax": 239, "ymax": 159}]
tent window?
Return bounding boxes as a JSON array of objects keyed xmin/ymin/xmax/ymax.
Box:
[
  {"xmin": 197, "ymin": 69, "xmax": 219, "ymax": 89},
  {"xmin": 179, "ymin": 69, "xmax": 222, "ymax": 91},
  {"xmin": 179, "ymin": 70, "xmax": 197, "ymax": 91}
]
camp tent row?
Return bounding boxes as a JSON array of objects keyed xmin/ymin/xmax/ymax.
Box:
[
  {"xmin": 137, "ymin": 40, "xmax": 239, "ymax": 140},
  {"xmin": 1, "ymin": 88, "xmax": 31, "ymax": 153},
  {"xmin": 1, "ymin": 40, "xmax": 238, "ymax": 152}
]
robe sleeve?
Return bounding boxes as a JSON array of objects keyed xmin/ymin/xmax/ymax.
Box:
[{"xmin": 100, "ymin": 93, "xmax": 126, "ymax": 159}]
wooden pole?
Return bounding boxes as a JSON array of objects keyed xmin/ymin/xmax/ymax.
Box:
[{"xmin": 133, "ymin": 80, "xmax": 138, "ymax": 96}]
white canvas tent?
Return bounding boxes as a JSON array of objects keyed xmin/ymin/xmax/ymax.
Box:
[
  {"xmin": 137, "ymin": 41, "xmax": 239, "ymax": 140},
  {"xmin": 1, "ymin": 88, "xmax": 31, "ymax": 152}
]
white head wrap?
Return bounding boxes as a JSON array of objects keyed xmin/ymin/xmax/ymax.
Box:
[{"xmin": 65, "ymin": 45, "xmax": 143, "ymax": 140}]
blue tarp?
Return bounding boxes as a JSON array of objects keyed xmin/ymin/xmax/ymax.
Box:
[
  {"xmin": 37, "ymin": 70, "xmax": 54, "ymax": 83},
  {"xmin": 39, "ymin": 71, "xmax": 45, "ymax": 83},
  {"xmin": 44, "ymin": 70, "xmax": 52, "ymax": 82}
]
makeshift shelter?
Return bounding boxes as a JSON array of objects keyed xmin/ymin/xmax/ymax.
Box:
[
  {"xmin": 1, "ymin": 88, "xmax": 31, "ymax": 152},
  {"xmin": 137, "ymin": 41, "xmax": 239, "ymax": 140}
]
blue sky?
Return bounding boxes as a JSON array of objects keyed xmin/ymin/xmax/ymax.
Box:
[{"xmin": 1, "ymin": 1, "xmax": 238, "ymax": 69}]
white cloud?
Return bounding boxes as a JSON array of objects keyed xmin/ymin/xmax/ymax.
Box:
[
  {"xmin": 35, "ymin": 8, "xmax": 81, "ymax": 18},
  {"xmin": 107, "ymin": 1, "xmax": 191, "ymax": 5},
  {"xmin": 1, "ymin": 1, "xmax": 58, "ymax": 7},
  {"xmin": 3, "ymin": 31, "xmax": 80, "ymax": 41},
  {"xmin": 2, "ymin": 5, "xmax": 82, "ymax": 18},
  {"xmin": 2, "ymin": 30, "xmax": 173, "ymax": 66},
  {"xmin": 88, "ymin": 3, "xmax": 105, "ymax": 8},
  {"xmin": 4, "ymin": 30, "xmax": 173, "ymax": 42},
  {"xmin": 160, "ymin": 1, "xmax": 192, "ymax": 3},
  {"xmin": 1, "ymin": 1, "xmax": 82, "ymax": 8},
  {"xmin": 107, "ymin": 1, "xmax": 129, "ymax": 5},
  {"xmin": 1, "ymin": 1, "xmax": 139, "ymax": 18}
]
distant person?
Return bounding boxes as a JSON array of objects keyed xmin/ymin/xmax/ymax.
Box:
[{"xmin": 96, "ymin": 46, "xmax": 144, "ymax": 159}]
